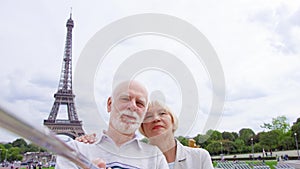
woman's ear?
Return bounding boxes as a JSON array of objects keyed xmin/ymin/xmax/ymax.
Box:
[
  {"xmin": 172, "ymin": 124, "xmax": 175, "ymax": 132},
  {"xmin": 140, "ymin": 124, "xmax": 145, "ymax": 136},
  {"xmin": 107, "ymin": 97, "xmax": 112, "ymax": 113},
  {"xmin": 170, "ymin": 113, "xmax": 176, "ymax": 132}
]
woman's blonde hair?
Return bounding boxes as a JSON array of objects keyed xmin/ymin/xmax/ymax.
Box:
[{"xmin": 139, "ymin": 100, "xmax": 178, "ymax": 137}]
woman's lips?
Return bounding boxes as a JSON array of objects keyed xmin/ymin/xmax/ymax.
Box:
[{"xmin": 152, "ymin": 125, "xmax": 164, "ymax": 130}]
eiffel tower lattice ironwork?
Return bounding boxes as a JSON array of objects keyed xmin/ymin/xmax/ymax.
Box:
[{"xmin": 44, "ymin": 13, "xmax": 85, "ymax": 139}]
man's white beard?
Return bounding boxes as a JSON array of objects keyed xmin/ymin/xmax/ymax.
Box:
[{"xmin": 112, "ymin": 110, "xmax": 143, "ymax": 134}]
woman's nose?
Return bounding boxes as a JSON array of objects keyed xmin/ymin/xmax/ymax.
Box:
[{"xmin": 152, "ymin": 113, "xmax": 161, "ymax": 122}]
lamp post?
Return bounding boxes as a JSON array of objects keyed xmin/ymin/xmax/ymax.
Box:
[
  {"xmin": 4, "ymin": 149, "xmax": 8, "ymax": 162},
  {"xmin": 251, "ymin": 138, "xmax": 254, "ymax": 160},
  {"xmin": 294, "ymin": 133, "xmax": 300, "ymax": 160},
  {"xmin": 220, "ymin": 142, "xmax": 223, "ymax": 155},
  {"xmin": 220, "ymin": 142, "xmax": 224, "ymax": 161}
]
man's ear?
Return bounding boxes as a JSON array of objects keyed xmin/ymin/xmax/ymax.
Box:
[{"xmin": 107, "ymin": 97, "xmax": 112, "ymax": 113}]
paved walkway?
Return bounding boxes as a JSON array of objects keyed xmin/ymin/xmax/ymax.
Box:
[{"xmin": 282, "ymin": 160, "xmax": 300, "ymax": 169}]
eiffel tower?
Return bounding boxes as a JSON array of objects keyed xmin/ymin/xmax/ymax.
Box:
[{"xmin": 44, "ymin": 13, "xmax": 85, "ymax": 139}]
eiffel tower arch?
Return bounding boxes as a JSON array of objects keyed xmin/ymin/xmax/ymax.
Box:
[{"xmin": 44, "ymin": 13, "xmax": 85, "ymax": 139}]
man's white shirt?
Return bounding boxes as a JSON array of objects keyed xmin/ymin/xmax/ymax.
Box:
[{"xmin": 55, "ymin": 132, "xmax": 169, "ymax": 169}]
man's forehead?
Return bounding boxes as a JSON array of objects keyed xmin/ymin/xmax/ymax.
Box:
[{"xmin": 113, "ymin": 81, "xmax": 148, "ymax": 95}]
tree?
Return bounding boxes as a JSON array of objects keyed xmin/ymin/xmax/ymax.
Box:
[
  {"xmin": 26, "ymin": 143, "xmax": 40, "ymax": 152},
  {"xmin": 278, "ymin": 134, "xmax": 294, "ymax": 150},
  {"xmin": 7, "ymin": 147, "xmax": 23, "ymax": 162},
  {"xmin": 3, "ymin": 143, "xmax": 12, "ymax": 149},
  {"xmin": 291, "ymin": 118, "xmax": 300, "ymax": 141},
  {"xmin": 222, "ymin": 132, "xmax": 235, "ymax": 141},
  {"xmin": 207, "ymin": 130, "xmax": 223, "ymax": 141},
  {"xmin": 234, "ymin": 138, "xmax": 246, "ymax": 153},
  {"xmin": 259, "ymin": 130, "xmax": 279, "ymax": 150},
  {"xmin": 12, "ymin": 138, "xmax": 27, "ymax": 148},
  {"xmin": 260, "ymin": 115, "xmax": 290, "ymax": 133},
  {"xmin": 253, "ymin": 143, "xmax": 263, "ymax": 153},
  {"xmin": 239, "ymin": 128, "xmax": 255, "ymax": 146},
  {"xmin": 231, "ymin": 132, "xmax": 239, "ymax": 140},
  {"xmin": 0, "ymin": 144, "xmax": 6, "ymax": 162},
  {"xmin": 222, "ymin": 140, "xmax": 236, "ymax": 154},
  {"xmin": 193, "ymin": 134, "xmax": 210, "ymax": 147},
  {"xmin": 12, "ymin": 138, "xmax": 27, "ymax": 154},
  {"xmin": 294, "ymin": 117, "xmax": 300, "ymax": 124},
  {"xmin": 206, "ymin": 141, "xmax": 222, "ymax": 155},
  {"xmin": 177, "ymin": 136, "xmax": 188, "ymax": 146}
]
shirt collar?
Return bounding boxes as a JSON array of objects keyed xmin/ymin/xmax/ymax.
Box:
[
  {"xmin": 94, "ymin": 130, "xmax": 143, "ymax": 149},
  {"xmin": 175, "ymin": 139, "xmax": 187, "ymax": 163}
]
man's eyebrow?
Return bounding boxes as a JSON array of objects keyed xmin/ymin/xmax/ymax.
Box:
[
  {"xmin": 117, "ymin": 93, "xmax": 146, "ymax": 103},
  {"xmin": 118, "ymin": 92, "xmax": 129, "ymax": 97}
]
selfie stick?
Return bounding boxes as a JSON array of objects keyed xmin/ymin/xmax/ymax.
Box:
[{"xmin": 0, "ymin": 106, "xmax": 100, "ymax": 169}]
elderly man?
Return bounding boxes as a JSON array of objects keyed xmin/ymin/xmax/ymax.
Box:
[{"xmin": 55, "ymin": 80, "xmax": 168, "ymax": 169}]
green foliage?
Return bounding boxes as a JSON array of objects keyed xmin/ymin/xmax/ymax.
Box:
[
  {"xmin": 193, "ymin": 134, "xmax": 210, "ymax": 147},
  {"xmin": 26, "ymin": 143, "xmax": 40, "ymax": 152},
  {"xmin": 278, "ymin": 134, "xmax": 294, "ymax": 150},
  {"xmin": 175, "ymin": 115, "xmax": 299, "ymax": 155},
  {"xmin": 176, "ymin": 136, "xmax": 188, "ymax": 146},
  {"xmin": 253, "ymin": 142, "xmax": 262, "ymax": 153},
  {"xmin": 234, "ymin": 138, "xmax": 246, "ymax": 153},
  {"xmin": 222, "ymin": 140, "xmax": 236, "ymax": 154},
  {"xmin": 260, "ymin": 115, "xmax": 290, "ymax": 133},
  {"xmin": 12, "ymin": 138, "xmax": 27, "ymax": 154},
  {"xmin": 0, "ymin": 138, "xmax": 48, "ymax": 162},
  {"xmin": 12, "ymin": 138, "xmax": 27, "ymax": 147},
  {"xmin": 206, "ymin": 130, "xmax": 223, "ymax": 141},
  {"xmin": 8, "ymin": 147, "xmax": 22, "ymax": 161},
  {"xmin": 140, "ymin": 137, "xmax": 149, "ymax": 144},
  {"xmin": 259, "ymin": 130, "xmax": 280, "ymax": 150},
  {"xmin": 4, "ymin": 143, "xmax": 12, "ymax": 149},
  {"xmin": 239, "ymin": 128, "xmax": 255, "ymax": 146},
  {"xmin": 291, "ymin": 118, "xmax": 300, "ymax": 146},
  {"xmin": 231, "ymin": 132, "xmax": 239, "ymax": 140},
  {"xmin": 206, "ymin": 141, "xmax": 222, "ymax": 155},
  {"xmin": 222, "ymin": 131, "xmax": 235, "ymax": 141}
]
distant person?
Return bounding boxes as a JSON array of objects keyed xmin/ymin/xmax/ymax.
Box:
[
  {"xmin": 55, "ymin": 80, "xmax": 168, "ymax": 169},
  {"xmin": 257, "ymin": 155, "xmax": 261, "ymax": 160},
  {"xmin": 233, "ymin": 155, "xmax": 237, "ymax": 162}
]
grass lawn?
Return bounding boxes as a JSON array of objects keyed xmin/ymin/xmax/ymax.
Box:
[
  {"xmin": 248, "ymin": 160, "xmax": 277, "ymax": 169},
  {"xmin": 213, "ymin": 160, "xmax": 278, "ymax": 169}
]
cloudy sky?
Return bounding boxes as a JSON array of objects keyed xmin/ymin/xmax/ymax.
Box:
[{"xmin": 1, "ymin": 0, "xmax": 300, "ymax": 142}]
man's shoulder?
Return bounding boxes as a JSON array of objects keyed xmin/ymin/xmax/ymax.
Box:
[
  {"xmin": 138, "ymin": 140, "xmax": 157, "ymax": 148},
  {"xmin": 137, "ymin": 140, "xmax": 162, "ymax": 153},
  {"xmin": 66, "ymin": 139, "xmax": 95, "ymax": 150}
]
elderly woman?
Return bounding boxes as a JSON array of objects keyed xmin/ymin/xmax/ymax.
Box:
[{"xmin": 139, "ymin": 101, "xmax": 214, "ymax": 169}]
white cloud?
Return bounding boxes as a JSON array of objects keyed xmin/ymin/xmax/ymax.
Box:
[{"xmin": 1, "ymin": 0, "xmax": 300, "ymax": 142}]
